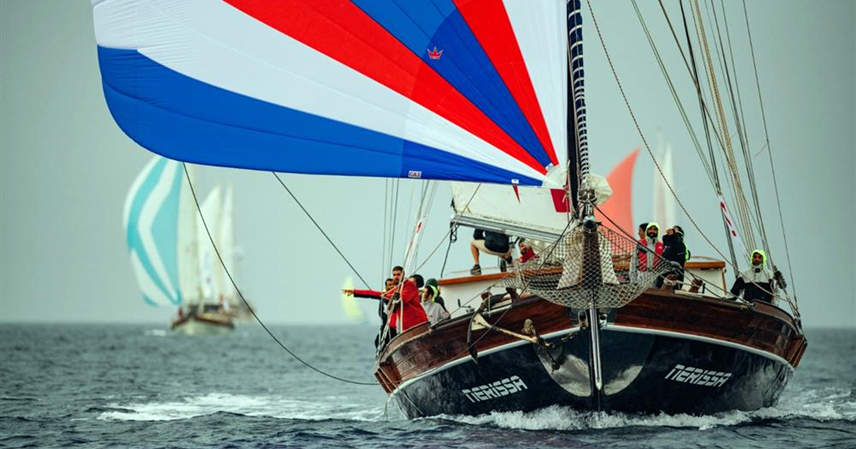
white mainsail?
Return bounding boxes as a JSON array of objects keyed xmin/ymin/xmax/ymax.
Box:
[
  {"xmin": 652, "ymin": 141, "xmax": 676, "ymax": 229},
  {"xmin": 219, "ymin": 185, "xmax": 236, "ymax": 302},
  {"xmin": 177, "ymin": 165, "xmax": 201, "ymax": 302},
  {"xmin": 450, "ymin": 168, "xmax": 612, "ymax": 241},
  {"xmin": 197, "ymin": 186, "xmax": 223, "ymax": 301}
]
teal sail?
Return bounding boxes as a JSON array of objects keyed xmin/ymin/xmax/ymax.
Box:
[{"xmin": 122, "ymin": 157, "xmax": 193, "ymax": 307}]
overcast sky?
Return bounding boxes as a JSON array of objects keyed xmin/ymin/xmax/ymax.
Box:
[{"xmin": 1, "ymin": 0, "xmax": 854, "ymax": 327}]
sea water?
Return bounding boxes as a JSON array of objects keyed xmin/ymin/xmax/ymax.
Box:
[{"xmin": 1, "ymin": 324, "xmax": 853, "ymax": 448}]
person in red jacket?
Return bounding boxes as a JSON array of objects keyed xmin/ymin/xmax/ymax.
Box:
[
  {"xmin": 637, "ymin": 223, "xmax": 665, "ymax": 283},
  {"xmin": 388, "ymin": 274, "xmax": 429, "ymax": 334}
]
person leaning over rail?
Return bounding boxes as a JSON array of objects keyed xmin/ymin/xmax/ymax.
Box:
[
  {"xmin": 387, "ymin": 274, "xmax": 428, "ymax": 335},
  {"xmin": 470, "ymin": 228, "xmax": 512, "ymax": 275},
  {"xmin": 730, "ymin": 250, "xmax": 779, "ymax": 303},
  {"xmin": 341, "ymin": 266, "xmax": 404, "ymax": 347}
]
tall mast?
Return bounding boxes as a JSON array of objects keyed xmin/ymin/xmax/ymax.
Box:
[
  {"xmin": 679, "ymin": 0, "xmax": 739, "ymax": 271},
  {"xmin": 568, "ymin": 0, "xmax": 603, "ymax": 411},
  {"xmin": 567, "ymin": 0, "xmax": 588, "ymax": 216}
]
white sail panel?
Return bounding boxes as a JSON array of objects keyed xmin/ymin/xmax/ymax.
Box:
[
  {"xmin": 219, "ymin": 185, "xmax": 236, "ymax": 301},
  {"xmin": 197, "ymin": 186, "xmax": 223, "ymax": 301},
  {"xmin": 451, "ymin": 169, "xmax": 571, "ymax": 241},
  {"xmin": 177, "ymin": 164, "xmax": 200, "ymax": 302},
  {"xmin": 653, "ymin": 143, "xmax": 676, "ymax": 228}
]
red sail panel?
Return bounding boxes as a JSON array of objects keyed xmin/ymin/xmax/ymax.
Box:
[
  {"xmin": 599, "ymin": 148, "xmax": 639, "ymax": 235},
  {"xmin": 223, "ymin": 0, "xmax": 547, "ymax": 175},
  {"xmin": 453, "ymin": 0, "xmax": 559, "ymax": 166}
]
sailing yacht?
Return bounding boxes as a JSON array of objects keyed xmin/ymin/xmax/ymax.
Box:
[
  {"xmin": 96, "ymin": 0, "xmax": 805, "ymax": 416},
  {"xmin": 123, "ymin": 156, "xmax": 234, "ymax": 335}
]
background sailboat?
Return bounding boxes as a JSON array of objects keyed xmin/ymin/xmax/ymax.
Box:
[
  {"xmin": 124, "ymin": 156, "xmax": 234, "ymax": 334},
  {"xmin": 341, "ymin": 277, "xmax": 368, "ymax": 325}
]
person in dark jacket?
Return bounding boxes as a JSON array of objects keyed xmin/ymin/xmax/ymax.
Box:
[
  {"xmin": 730, "ymin": 249, "xmax": 774, "ymax": 303},
  {"xmin": 470, "ymin": 228, "xmax": 511, "ymax": 275},
  {"xmin": 659, "ymin": 225, "xmax": 689, "ymax": 289}
]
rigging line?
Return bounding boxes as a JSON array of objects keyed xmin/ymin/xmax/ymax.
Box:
[
  {"xmin": 412, "ymin": 184, "xmax": 482, "ymax": 275},
  {"xmin": 374, "ymin": 183, "xmax": 481, "ymax": 348},
  {"xmin": 639, "ymin": 0, "xmax": 745, "ymax": 252},
  {"xmin": 182, "ymin": 164, "xmax": 375, "ymax": 386},
  {"xmin": 586, "ymin": 0, "xmax": 739, "ymax": 274},
  {"xmin": 630, "ymin": 1, "xmax": 716, "ymax": 188},
  {"xmin": 382, "ymin": 178, "xmax": 389, "ymax": 283},
  {"xmin": 692, "ymin": 0, "xmax": 756, "ymax": 252},
  {"xmin": 271, "ymin": 172, "xmax": 371, "ymax": 290},
  {"xmin": 403, "ymin": 182, "xmax": 416, "ymax": 251},
  {"xmin": 443, "ymin": 216, "xmax": 577, "ymax": 365},
  {"xmin": 594, "ymin": 205, "xmax": 758, "ymax": 303},
  {"xmin": 711, "ymin": 0, "xmax": 768, "ymax": 250},
  {"xmin": 677, "ymin": 0, "xmax": 738, "ymax": 269},
  {"xmin": 389, "ymin": 179, "xmax": 400, "ymax": 271},
  {"xmin": 719, "ymin": 0, "xmax": 753, "ymax": 165},
  {"xmin": 657, "ymin": 0, "xmax": 759, "ymax": 249},
  {"xmin": 591, "ymin": 0, "xmax": 795, "ymax": 312},
  {"xmin": 742, "ymin": 0, "xmax": 797, "ymax": 296},
  {"xmin": 439, "ymin": 222, "xmax": 457, "ymax": 279},
  {"xmin": 652, "ymin": 0, "xmax": 754, "ymax": 241}
]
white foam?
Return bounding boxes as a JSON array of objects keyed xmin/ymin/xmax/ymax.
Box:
[
  {"xmin": 97, "ymin": 393, "xmax": 384, "ymax": 422},
  {"xmin": 437, "ymin": 387, "xmax": 856, "ymax": 431},
  {"xmin": 144, "ymin": 329, "xmax": 169, "ymax": 337}
]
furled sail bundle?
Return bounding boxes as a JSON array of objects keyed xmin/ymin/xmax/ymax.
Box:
[{"xmin": 92, "ymin": 0, "xmax": 569, "ymax": 186}]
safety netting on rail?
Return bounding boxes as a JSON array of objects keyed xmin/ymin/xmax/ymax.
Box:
[{"xmin": 503, "ymin": 224, "xmax": 673, "ymax": 309}]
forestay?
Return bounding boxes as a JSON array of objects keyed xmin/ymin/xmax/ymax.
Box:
[{"xmin": 92, "ymin": 0, "xmax": 568, "ymax": 186}]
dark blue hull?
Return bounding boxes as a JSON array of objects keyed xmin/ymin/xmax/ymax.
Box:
[{"xmin": 392, "ymin": 325, "xmax": 794, "ymax": 418}]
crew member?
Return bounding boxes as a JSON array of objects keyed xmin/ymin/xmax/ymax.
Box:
[
  {"xmin": 388, "ymin": 275, "xmax": 429, "ymax": 333},
  {"xmin": 660, "ymin": 225, "xmax": 689, "ymax": 289},
  {"xmin": 421, "ymin": 282, "xmax": 450, "ymax": 325},
  {"xmin": 638, "ymin": 223, "xmax": 664, "ymax": 272},
  {"xmin": 470, "ymin": 229, "xmax": 511, "ymax": 275},
  {"xmin": 730, "ymin": 249, "xmax": 774, "ymax": 303}
]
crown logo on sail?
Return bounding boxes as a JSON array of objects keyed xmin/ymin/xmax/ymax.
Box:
[{"xmin": 427, "ymin": 47, "xmax": 443, "ymax": 60}]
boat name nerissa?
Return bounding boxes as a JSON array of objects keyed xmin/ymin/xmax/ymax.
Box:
[
  {"xmin": 462, "ymin": 376, "xmax": 528, "ymax": 403},
  {"xmin": 665, "ymin": 364, "xmax": 732, "ymax": 387}
]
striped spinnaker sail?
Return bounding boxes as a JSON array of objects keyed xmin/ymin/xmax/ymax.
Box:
[
  {"xmin": 93, "ymin": 0, "xmax": 571, "ymax": 186},
  {"xmin": 122, "ymin": 157, "xmax": 192, "ymax": 306}
]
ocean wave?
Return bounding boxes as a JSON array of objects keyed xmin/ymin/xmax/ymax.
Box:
[
  {"xmin": 97, "ymin": 393, "xmax": 385, "ymax": 422},
  {"xmin": 144, "ymin": 329, "xmax": 169, "ymax": 337},
  {"xmin": 435, "ymin": 387, "xmax": 856, "ymax": 431}
]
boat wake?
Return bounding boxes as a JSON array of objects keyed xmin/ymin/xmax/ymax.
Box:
[
  {"xmin": 96, "ymin": 387, "xmax": 854, "ymax": 429},
  {"xmin": 96, "ymin": 393, "xmax": 384, "ymax": 422},
  {"xmin": 438, "ymin": 387, "xmax": 855, "ymax": 431}
]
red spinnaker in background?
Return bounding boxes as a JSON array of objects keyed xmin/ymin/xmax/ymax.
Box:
[{"xmin": 600, "ymin": 148, "xmax": 639, "ymax": 236}]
